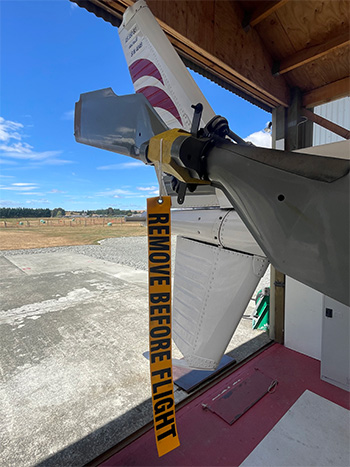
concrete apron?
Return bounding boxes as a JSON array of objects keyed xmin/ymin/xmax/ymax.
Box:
[{"xmin": 0, "ymin": 252, "xmax": 269, "ymax": 466}]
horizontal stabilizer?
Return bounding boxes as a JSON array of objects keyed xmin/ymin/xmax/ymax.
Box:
[
  {"xmin": 171, "ymin": 208, "xmax": 264, "ymax": 256},
  {"xmin": 74, "ymin": 87, "xmax": 167, "ymax": 159},
  {"xmin": 173, "ymin": 237, "xmax": 269, "ymax": 370}
]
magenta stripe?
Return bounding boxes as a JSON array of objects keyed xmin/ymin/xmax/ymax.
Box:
[
  {"xmin": 129, "ymin": 59, "xmax": 164, "ymax": 85},
  {"xmin": 137, "ymin": 86, "xmax": 182, "ymax": 125}
]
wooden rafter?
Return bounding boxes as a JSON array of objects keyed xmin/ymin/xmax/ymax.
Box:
[
  {"xmin": 302, "ymin": 77, "xmax": 350, "ymax": 108},
  {"xmin": 89, "ymin": 0, "xmax": 131, "ymax": 16},
  {"xmin": 243, "ymin": 0, "xmax": 289, "ymax": 29},
  {"xmin": 158, "ymin": 22, "xmax": 288, "ymax": 109},
  {"xmin": 146, "ymin": 0, "xmax": 290, "ymax": 108},
  {"xmin": 273, "ymin": 33, "xmax": 350, "ymax": 76},
  {"xmin": 301, "ymin": 108, "xmax": 350, "ymax": 140},
  {"xmin": 73, "ymin": 0, "xmax": 349, "ymax": 111}
]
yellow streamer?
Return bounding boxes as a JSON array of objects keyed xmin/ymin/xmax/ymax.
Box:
[{"xmin": 147, "ymin": 196, "xmax": 180, "ymax": 457}]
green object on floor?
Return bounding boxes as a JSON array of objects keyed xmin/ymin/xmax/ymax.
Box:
[{"xmin": 252, "ymin": 287, "xmax": 270, "ymax": 330}]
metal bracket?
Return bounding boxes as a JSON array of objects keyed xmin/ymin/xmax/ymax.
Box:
[
  {"xmin": 148, "ymin": 129, "xmax": 208, "ymax": 184},
  {"xmin": 190, "ymin": 103, "xmax": 203, "ymax": 137},
  {"xmin": 177, "ymin": 182, "xmax": 187, "ymax": 205},
  {"xmin": 170, "ymin": 177, "xmax": 198, "ymax": 205}
]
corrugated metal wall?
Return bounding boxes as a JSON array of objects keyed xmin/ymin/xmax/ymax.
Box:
[{"xmin": 313, "ymin": 97, "xmax": 350, "ymax": 146}]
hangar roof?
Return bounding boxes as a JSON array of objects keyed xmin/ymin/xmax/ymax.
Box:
[{"xmin": 71, "ymin": 0, "xmax": 349, "ymax": 112}]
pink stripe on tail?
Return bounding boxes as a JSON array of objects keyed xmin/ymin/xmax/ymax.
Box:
[
  {"xmin": 129, "ymin": 59, "xmax": 164, "ymax": 85},
  {"xmin": 137, "ymin": 86, "xmax": 183, "ymax": 126}
]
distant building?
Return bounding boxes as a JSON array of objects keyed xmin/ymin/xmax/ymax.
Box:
[
  {"xmin": 124, "ymin": 211, "xmax": 147, "ymax": 222},
  {"xmin": 65, "ymin": 211, "xmax": 82, "ymax": 217}
]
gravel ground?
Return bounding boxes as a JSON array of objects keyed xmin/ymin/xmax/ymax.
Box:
[
  {"xmin": 0, "ymin": 236, "xmax": 173, "ymax": 271},
  {"xmin": 1, "ymin": 235, "xmax": 270, "ymax": 297}
]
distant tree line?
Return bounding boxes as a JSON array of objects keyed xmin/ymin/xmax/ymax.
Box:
[
  {"xmin": 86, "ymin": 208, "xmax": 139, "ymax": 216},
  {"xmin": 51, "ymin": 207, "xmax": 66, "ymax": 217},
  {"xmin": 0, "ymin": 206, "xmax": 139, "ymax": 218},
  {"xmin": 0, "ymin": 207, "xmax": 52, "ymax": 218}
]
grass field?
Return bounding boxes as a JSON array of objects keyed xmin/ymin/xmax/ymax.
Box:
[{"xmin": 0, "ymin": 217, "xmax": 146, "ymax": 250}]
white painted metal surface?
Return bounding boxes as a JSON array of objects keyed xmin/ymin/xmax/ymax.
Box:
[
  {"xmin": 173, "ymin": 237, "xmax": 269, "ymax": 370},
  {"xmin": 119, "ymin": 0, "xmax": 215, "ymax": 131},
  {"xmin": 206, "ymin": 141, "xmax": 350, "ymax": 305},
  {"xmin": 296, "ymin": 139, "xmax": 350, "ymax": 160},
  {"xmin": 321, "ymin": 296, "xmax": 350, "ymax": 391},
  {"xmin": 119, "ymin": 0, "xmax": 226, "ymax": 208},
  {"xmin": 172, "ymin": 209, "xmax": 264, "ymax": 256},
  {"xmin": 284, "ymin": 140, "xmax": 350, "ymax": 360},
  {"xmin": 240, "ymin": 390, "xmax": 350, "ymax": 467},
  {"xmin": 285, "ymin": 277, "xmax": 324, "ymax": 361}
]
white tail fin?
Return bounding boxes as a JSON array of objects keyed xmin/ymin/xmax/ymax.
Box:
[
  {"xmin": 119, "ymin": 0, "xmax": 215, "ymax": 131},
  {"xmin": 173, "ymin": 237, "xmax": 269, "ymax": 370},
  {"xmin": 118, "ymin": 1, "xmax": 269, "ymax": 371}
]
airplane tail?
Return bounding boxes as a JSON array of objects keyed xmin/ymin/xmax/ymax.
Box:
[
  {"xmin": 119, "ymin": 0, "xmax": 215, "ymax": 131},
  {"xmin": 117, "ymin": 0, "xmax": 268, "ymax": 371}
]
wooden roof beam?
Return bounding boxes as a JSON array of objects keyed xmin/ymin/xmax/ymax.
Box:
[
  {"xmin": 301, "ymin": 108, "xmax": 350, "ymax": 140},
  {"xmin": 146, "ymin": 0, "xmax": 290, "ymax": 108},
  {"xmin": 242, "ymin": 0, "xmax": 289, "ymax": 30},
  {"xmin": 302, "ymin": 77, "xmax": 350, "ymax": 108},
  {"xmin": 73, "ymin": 0, "xmax": 290, "ymax": 108},
  {"xmin": 88, "ymin": 0, "xmax": 131, "ymax": 16},
  {"xmin": 273, "ymin": 33, "xmax": 350, "ymax": 76}
]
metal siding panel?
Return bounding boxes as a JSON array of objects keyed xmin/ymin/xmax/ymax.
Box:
[{"xmin": 313, "ymin": 97, "xmax": 350, "ymax": 146}]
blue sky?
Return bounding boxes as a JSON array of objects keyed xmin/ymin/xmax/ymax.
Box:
[{"xmin": 0, "ymin": 0, "xmax": 271, "ymax": 211}]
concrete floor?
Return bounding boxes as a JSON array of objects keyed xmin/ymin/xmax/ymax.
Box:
[
  {"xmin": 105, "ymin": 344, "xmax": 350, "ymax": 467},
  {"xmin": 0, "ymin": 251, "xmax": 270, "ymax": 467}
]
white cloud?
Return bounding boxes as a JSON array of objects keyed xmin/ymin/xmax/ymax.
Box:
[
  {"xmin": 1, "ymin": 184, "xmax": 38, "ymax": 191},
  {"xmin": 0, "ymin": 117, "xmax": 23, "ymax": 142},
  {"xmin": 97, "ymin": 161, "xmax": 144, "ymax": 170},
  {"xmin": 0, "ymin": 183, "xmax": 41, "ymax": 195},
  {"xmin": 0, "ymin": 116, "xmax": 73, "ymax": 166},
  {"xmin": 25, "ymin": 198, "xmax": 49, "ymax": 205},
  {"xmin": 137, "ymin": 186, "xmax": 158, "ymax": 191},
  {"xmin": 18, "ymin": 192, "xmax": 45, "ymax": 196},
  {"xmin": 244, "ymin": 130, "xmax": 272, "ymax": 148},
  {"xmin": 0, "ymin": 199, "xmax": 21, "ymax": 207},
  {"xmin": 96, "ymin": 186, "xmax": 161, "ymax": 199},
  {"xmin": 125, "ymin": 191, "xmax": 159, "ymax": 198},
  {"xmin": 0, "ymin": 146, "xmax": 62, "ymax": 160},
  {"xmin": 97, "ymin": 188, "xmax": 136, "ymax": 197},
  {"xmin": 31, "ymin": 157, "xmax": 73, "ymax": 166},
  {"xmin": 0, "ymin": 141, "xmax": 32, "ymax": 155},
  {"xmin": 48, "ymin": 189, "xmax": 66, "ymax": 194},
  {"xmin": 62, "ymin": 110, "xmax": 75, "ymax": 121}
]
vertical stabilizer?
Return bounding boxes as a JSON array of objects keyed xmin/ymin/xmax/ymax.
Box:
[
  {"xmin": 119, "ymin": 0, "xmax": 215, "ymax": 131},
  {"xmin": 173, "ymin": 237, "xmax": 269, "ymax": 369}
]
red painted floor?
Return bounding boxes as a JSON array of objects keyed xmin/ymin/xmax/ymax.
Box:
[{"xmin": 102, "ymin": 344, "xmax": 350, "ymax": 466}]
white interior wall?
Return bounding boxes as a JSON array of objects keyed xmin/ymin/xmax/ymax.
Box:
[
  {"xmin": 284, "ymin": 139, "xmax": 349, "ymax": 360},
  {"xmin": 285, "ymin": 277, "xmax": 324, "ymax": 360}
]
